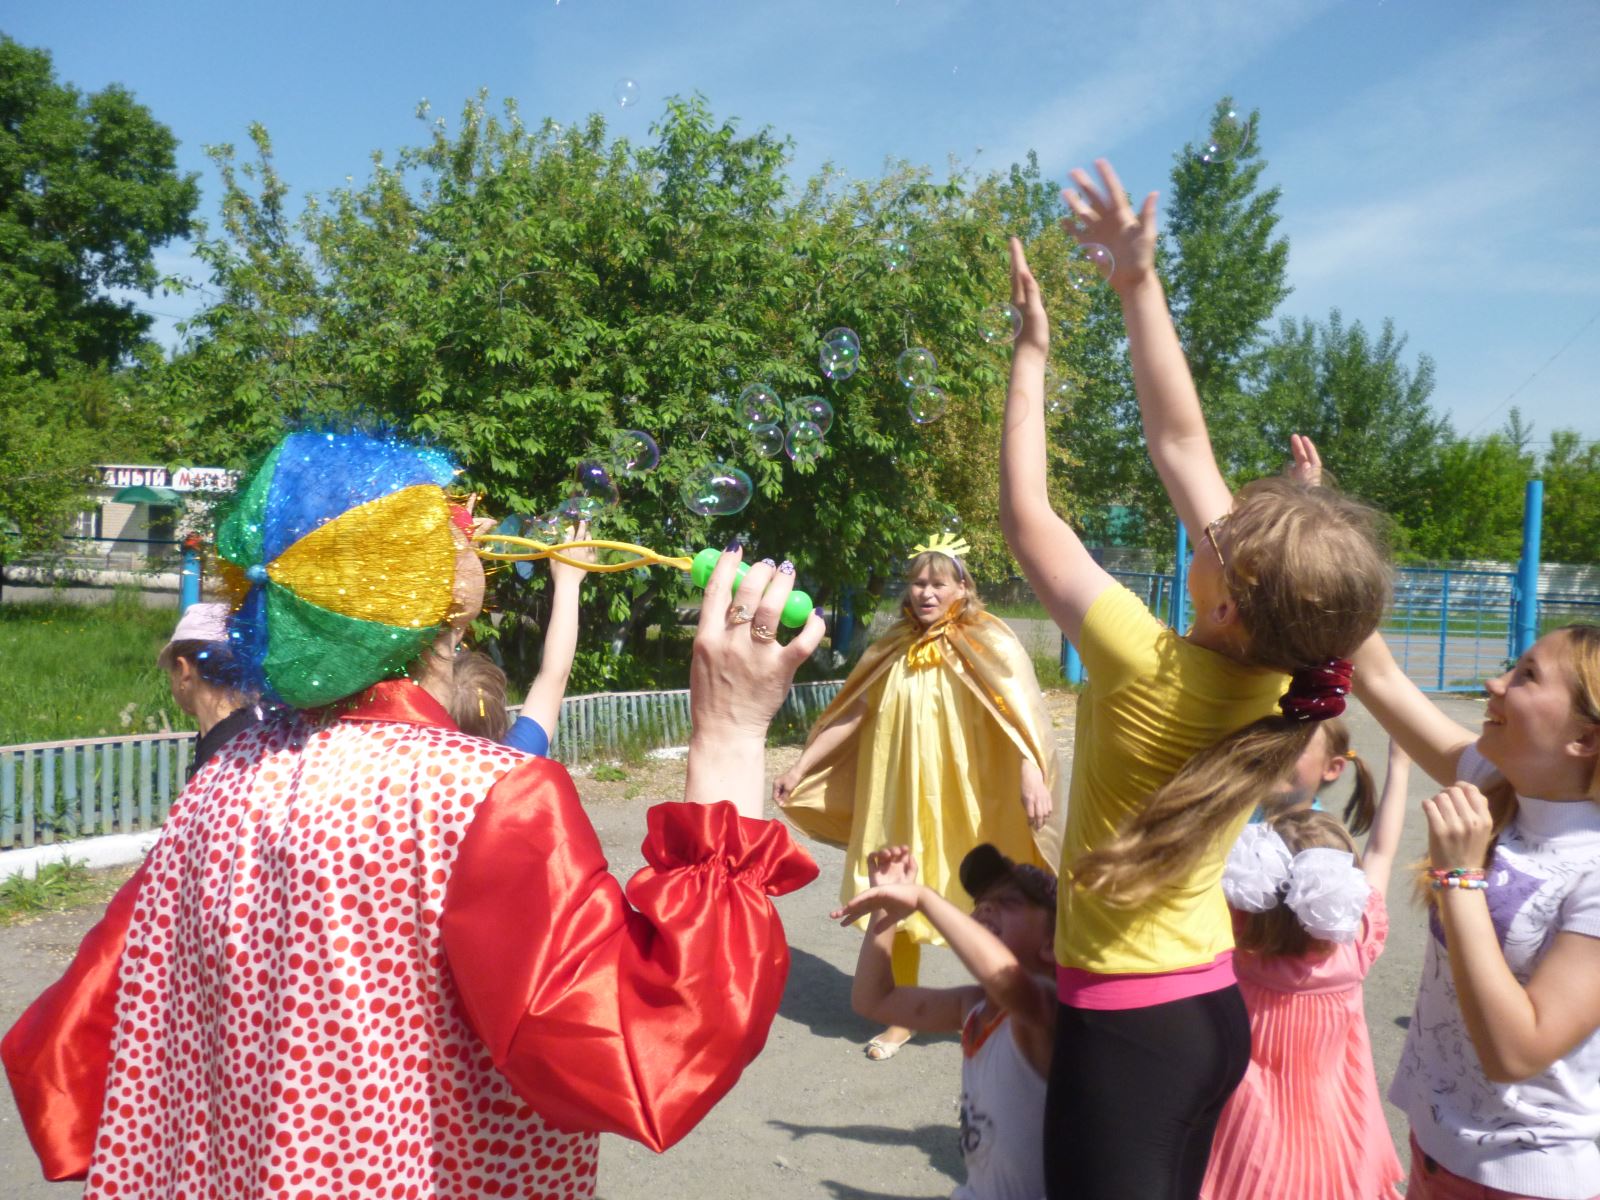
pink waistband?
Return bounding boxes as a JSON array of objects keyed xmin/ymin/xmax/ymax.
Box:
[{"xmin": 1056, "ymin": 951, "xmax": 1237, "ymax": 1011}]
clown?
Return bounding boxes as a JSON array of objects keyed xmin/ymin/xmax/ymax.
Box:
[
  {"xmin": 3, "ymin": 430, "xmax": 825, "ymax": 1198},
  {"xmin": 774, "ymin": 532, "xmax": 1066, "ymax": 1059}
]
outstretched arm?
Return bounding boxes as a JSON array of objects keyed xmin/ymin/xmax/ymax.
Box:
[
  {"xmin": 1360, "ymin": 739, "xmax": 1412, "ymax": 896},
  {"xmin": 1352, "ymin": 631, "xmax": 1477, "ymax": 785},
  {"xmin": 1063, "ymin": 159, "xmax": 1233, "ymax": 536},
  {"xmin": 998, "ymin": 236, "xmax": 1113, "ymax": 644},
  {"xmin": 520, "ymin": 521, "xmax": 593, "ymax": 740}
]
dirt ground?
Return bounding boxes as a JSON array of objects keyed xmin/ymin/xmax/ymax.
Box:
[{"xmin": 0, "ymin": 690, "xmax": 1473, "ymax": 1198}]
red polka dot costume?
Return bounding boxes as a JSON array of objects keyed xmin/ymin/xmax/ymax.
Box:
[{"xmin": 3, "ymin": 681, "xmax": 817, "ymax": 1196}]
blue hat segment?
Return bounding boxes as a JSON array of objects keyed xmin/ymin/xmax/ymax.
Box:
[{"xmin": 260, "ymin": 431, "xmax": 459, "ymax": 562}]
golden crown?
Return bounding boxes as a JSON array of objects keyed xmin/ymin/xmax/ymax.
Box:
[{"xmin": 909, "ymin": 531, "xmax": 972, "ymax": 561}]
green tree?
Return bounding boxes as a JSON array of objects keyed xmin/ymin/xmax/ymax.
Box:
[
  {"xmin": 1407, "ymin": 424, "xmax": 1533, "ymax": 562},
  {"xmin": 149, "ymin": 95, "xmax": 1086, "ymax": 685},
  {"xmin": 1252, "ymin": 310, "xmax": 1446, "ymax": 542},
  {"xmin": 0, "ymin": 35, "xmax": 199, "ymax": 377},
  {"xmin": 1538, "ymin": 429, "xmax": 1600, "ymax": 564}
]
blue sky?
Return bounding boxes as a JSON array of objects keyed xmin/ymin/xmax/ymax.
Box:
[{"xmin": 11, "ymin": 0, "xmax": 1599, "ymax": 444}]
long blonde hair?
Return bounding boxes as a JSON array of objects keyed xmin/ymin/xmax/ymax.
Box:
[
  {"xmin": 892, "ymin": 550, "xmax": 987, "ymax": 637},
  {"xmin": 1072, "ymin": 476, "xmax": 1391, "ymax": 907}
]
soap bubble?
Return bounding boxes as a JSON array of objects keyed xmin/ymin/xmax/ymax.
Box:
[
  {"xmin": 883, "ymin": 237, "xmax": 912, "ymax": 271},
  {"xmin": 750, "ymin": 422, "xmax": 785, "ymax": 458},
  {"xmin": 1199, "ymin": 109, "xmax": 1248, "ymax": 164},
  {"xmin": 681, "ymin": 462, "xmax": 753, "ymax": 517},
  {"xmin": 942, "ymin": 512, "xmax": 964, "ymax": 536},
  {"xmin": 786, "ymin": 420, "xmax": 825, "ymax": 465},
  {"xmin": 611, "ymin": 430, "xmax": 660, "ymax": 474},
  {"xmin": 797, "ymin": 394, "xmax": 834, "ymax": 435},
  {"xmin": 978, "ymin": 303, "xmax": 1022, "ymax": 345},
  {"xmin": 614, "ymin": 79, "xmax": 640, "ymax": 109},
  {"xmin": 739, "ymin": 383, "xmax": 782, "ymax": 428},
  {"xmin": 1045, "ymin": 369, "xmax": 1078, "ymax": 415},
  {"xmin": 531, "ymin": 512, "xmax": 564, "ymax": 541},
  {"xmin": 574, "ymin": 460, "xmax": 619, "ymax": 508},
  {"xmin": 823, "ymin": 326, "xmax": 860, "ymax": 352},
  {"xmin": 1075, "ymin": 243, "xmax": 1114, "ymax": 285},
  {"xmin": 896, "ymin": 347, "xmax": 938, "ymax": 388},
  {"xmin": 559, "ymin": 494, "xmax": 607, "ymax": 522},
  {"xmin": 495, "ymin": 515, "xmax": 536, "ymax": 580},
  {"xmin": 819, "ymin": 332, "xmax": 860, "ymax": 381},
  {"xmin": 908, "ymin": 385, "xmax": 948, "ymax": 425}
]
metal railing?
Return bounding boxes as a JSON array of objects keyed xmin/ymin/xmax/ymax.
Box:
[{"xmin": 1, "ymin": 680, "xmax": 845, "ymax": 852}]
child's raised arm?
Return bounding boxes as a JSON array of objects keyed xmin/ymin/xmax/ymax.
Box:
[
  {"xmin": 998, "ymin": 237, "xmax": 1113, "ymax": 644},
  {"xmin": 520, "ymin": 520, "xmax": 594, "ymax": 740},
  {"xmin": 833, "ymin": 848, "xmax": 977, "ymax": 1035},
  {"xmin": 1360, "ymin": 739, "xmax": 1412, "ymax": 896},
  {"xmin": 1063, "ymin": 159, "xmax": 1233, "ymax": 539}
]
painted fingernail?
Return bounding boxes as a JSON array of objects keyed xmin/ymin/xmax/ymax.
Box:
[
  {"xmin": 759, "ymin": 557, "xmax": 776, "ymax": 568},
  {"xmin": 724, "ymin": 537, "xmax": 743, "ymax": 553},
  {"xmin": 778, "ymin": 560, "xmax": 795, "ymax": 575}
]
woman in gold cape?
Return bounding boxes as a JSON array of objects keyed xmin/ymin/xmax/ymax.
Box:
[{"xmin": 775, "ymin": 537, "xmax": 1066, "ymax": 1056}]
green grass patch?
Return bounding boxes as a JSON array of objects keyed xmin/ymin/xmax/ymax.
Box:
[
  {"xmin": 0, "ymin": 590, "xmax": 190, "ymax": 745},
  {"xmin": 0, "ymin": 859, "xmax": 134, "ymax": 925}
]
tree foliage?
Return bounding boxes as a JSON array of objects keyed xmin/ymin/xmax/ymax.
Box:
[{"xmin": 0, "ymin": 35, "xmax": 198, "ymax": 377}]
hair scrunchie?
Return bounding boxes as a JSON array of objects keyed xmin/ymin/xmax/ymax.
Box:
[{"xmin": 1279, "ymin": 657, "xmax": 1354, "ymax": 722}]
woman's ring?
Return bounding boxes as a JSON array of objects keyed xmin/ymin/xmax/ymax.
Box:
[
  {"xmin": 727, "ymin": 604, "xmax": 754, "ymax": 625},
  {"xmin": 751, "ymin": 623, "xmax": 778, "ymax": 643}
]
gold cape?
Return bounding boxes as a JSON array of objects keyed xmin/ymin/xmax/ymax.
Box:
[{"xmin": 780, "ymin": 609, "xmax": 1067, "ymax": 940}]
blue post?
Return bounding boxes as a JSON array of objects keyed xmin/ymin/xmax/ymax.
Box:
[
  {"xmin": 1060, "ymin": 636, "xmax": 1084, "ymax": 685},
  {"xmin": 834, "ymin": 588, "xmax": 855, "ymax": 656},
  {"xmin": 1514, "ymin": 479, "xmax": 1544, "ymax": 657},
  {"xmin": 1436, "ymin": 570, "xmax": 1451, "ymax": 692},
  {"xmin": 1170, "ymin": 520, "xmax": 1190, "ymax": 631},
  {"xmin": 179, "ymin": 544, "xmax": 201, "ymax": 613}
]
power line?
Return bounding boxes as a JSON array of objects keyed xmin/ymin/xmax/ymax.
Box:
[{"xmin": 1462, "ymin": 307, "xmax": 1600, "ymax": 436}]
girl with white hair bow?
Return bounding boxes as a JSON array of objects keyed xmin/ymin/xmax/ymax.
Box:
[{"xmin": 1201, "ymin": 739, "xmax": 1415, "ymax": 1200}]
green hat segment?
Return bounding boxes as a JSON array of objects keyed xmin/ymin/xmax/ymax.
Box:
[
  {"xmin": 264, "ymin": 585, "xmax": 438, "ymax": 708},
  {"xmin": 217, "ymin": 441, "xmax": 285, "ymax": 569}
]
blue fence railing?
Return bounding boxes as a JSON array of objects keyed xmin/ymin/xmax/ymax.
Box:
[{"xmin": 0, "ymin": 680, "xmax": 845, "ymax": 853}]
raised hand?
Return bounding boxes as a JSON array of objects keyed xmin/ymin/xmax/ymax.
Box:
[
  {"xmin": 1423, "ymin": 783, "xmax": 1495, "ymax": 872},
  {"xmin": 1062, "ymin": 158, "xmax": 1158, "ymax": 294},
  {"xmin": 1288, "ymin": 435, "xmax": 1323, "ymax": 488},
  {"xmin": 866, "ymin": 845, "xmax": 918, "ymax": 887},
  {"xmin": 548, "ymin": 519, "xmax": 595, "ymax": 588},
  {"xmin": 1008, "ymin": 237, "xmax": 1049, "ymax": 358},
  {"xmin": 831, "ymin": 881, "xmax": 922, "ymax": 927}
]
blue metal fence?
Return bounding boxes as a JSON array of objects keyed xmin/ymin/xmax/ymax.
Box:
[{"xmin": 0, "ymin": 680, "xmax": 845, "ymax": 852}]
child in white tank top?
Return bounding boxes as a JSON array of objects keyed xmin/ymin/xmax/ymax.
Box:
[{"xmin": 836, "ymin": 843, "xmax": 1057, "ymax": 1200}]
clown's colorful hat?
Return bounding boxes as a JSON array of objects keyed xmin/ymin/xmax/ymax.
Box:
[{"xmin": 215, "ymin": 431, "xmax": 460, "ymax": 708}]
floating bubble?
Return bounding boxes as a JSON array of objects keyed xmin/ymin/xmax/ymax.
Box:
[
  {"xmin": 798, "ymin": 394, "xmax": 834, "ymax": 435},
  {"xmin": 908, "ymin": 385, "xmax": 948, "ymax": 425},
  {"xmin": 1199, "ymin": 109, "xmax": 1247, "ymax": 165},
  {"xmin": 495, "ymin": 515, "xmax": 535, "ymax": 580},
  {"xmin": 978, "ymin": 303, "xmax": 1022, "ymax": 345},
  {"xmin": 575, "ymin": 460, "xmax": 620, "ymax": 508},
  {"xmin": 681, "ymin": 462, "xmax": 753, "ymax": 517},
  {"xmin": 1076, "ymin": 243, "xmax": 1115, "ymax": 284},
  {"xmin": 739, "ymin": 383, "xmax": 782, "ymax": 428},
  {"xmin": 823, "ymin": 326, "xmax": 860, "ymax": 352},
  {"xmin": 611, "ymin": 430, "xmax": 660, "ymax": 474},
  {"xmin": 750, "ymin": 421, "xmax": 785, "ymax": 458},
  {"xmin": 614, "ymin": 79, "xmax": 640, "ymax": 109},
  {"xmin": 896, "ymin": 347, "xmax": 938, "ymax": 389},
  {"xmin": 883, "ymin": 237, "xmax": 912, "ymax": 271},
  {"xmin": 559, "ymin": 493, "xmax": 607, "ymax": 523},
  {"xmin": 531, "ymin": 512, "xmax": 564, "ymax": 541},
  {"xmin": 819, "ymin": 333, "xmax": 860, "ymax": 381},
  {"xmin": 1045, "ymin": 369, "xmax": 1078, "ymax": 415},
  {"xmin": 942, "ymin": 512, "xmax": 964, "ymax": 536},
  {"xmin": 786, "ymin": 420, "xmax": 825, "ymax": 465}
]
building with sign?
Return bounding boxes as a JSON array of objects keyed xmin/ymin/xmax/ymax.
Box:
[{"xmin": 68, "ymin": 465, "xmax": 239, "ymax": 569}]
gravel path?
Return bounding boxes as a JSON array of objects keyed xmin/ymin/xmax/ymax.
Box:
[{"xmin": 0, "ymin": 691, "xmax": 1479, "ymax": 1198}]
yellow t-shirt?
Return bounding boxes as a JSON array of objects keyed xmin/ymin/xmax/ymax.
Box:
[{"xmin": 1055, "ymin": 584, "xmax": 1287, "ymax": 975}]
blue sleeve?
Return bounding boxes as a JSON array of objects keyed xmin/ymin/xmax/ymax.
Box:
[{"xmin": 504, "ymin": 716, "xmax": 550, "ymax": 758}]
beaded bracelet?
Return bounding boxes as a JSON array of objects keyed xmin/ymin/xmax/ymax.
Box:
[
  {"xmin": 1429, "ymin": 867, "xmax": 1486, "ymax": 881},
  {"xmin": 1430, "ymin": 875, "xmax": 1489, "ymax": 891}
]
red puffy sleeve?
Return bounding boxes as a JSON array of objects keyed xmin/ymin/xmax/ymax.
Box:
[
  {"xmin": 2, "ymin": 861, "xmax": 148, "ymax": 1181},
  {"xmin": 440, "ymin": 758, "xmax": 818, "ymax": 1153}
]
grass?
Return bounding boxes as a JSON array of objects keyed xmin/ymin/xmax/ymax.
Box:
[
  {"xmin": 0, "ymin": 859, "xmax": 135, "ymax": 925},
  {"xmin": 0, "ymin": 589, "xmax": 190, "ymax": 745}
]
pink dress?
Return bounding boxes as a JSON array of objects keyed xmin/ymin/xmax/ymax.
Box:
[{"xmin": 1202, "ymin": 890, "xmax": 1404, "ymax": 1200}]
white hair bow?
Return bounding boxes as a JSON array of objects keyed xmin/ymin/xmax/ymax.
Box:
[{"xmin": 1222, "ymin": 826, "xmax": 1371, "ymax": 944}]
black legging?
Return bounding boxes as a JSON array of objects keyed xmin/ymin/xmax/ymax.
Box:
[{"xmin": 1044, "ymin": 986, "xmax": 1251, "ymax": 1200}]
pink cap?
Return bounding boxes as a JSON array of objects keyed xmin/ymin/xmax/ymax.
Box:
[{"xmin": 166, "ymin": 602, "xmax": 230, "ymax": 647}]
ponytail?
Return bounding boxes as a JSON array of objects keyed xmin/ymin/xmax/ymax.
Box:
[{"xmin": 1321, "ymin": 717, "xmax": 1375, "ymax": 836}]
